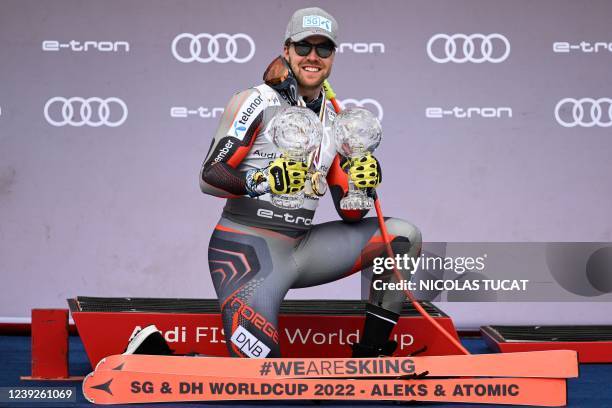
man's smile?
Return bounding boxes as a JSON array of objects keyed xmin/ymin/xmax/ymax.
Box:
[{"xmin": 302, "ymin": 66, "xmax": 321, "ymax": 72}]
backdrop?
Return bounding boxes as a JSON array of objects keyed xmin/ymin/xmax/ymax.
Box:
[{"xmin": 1, "ymin": 0, "xmax": 611, "ymax": 328}]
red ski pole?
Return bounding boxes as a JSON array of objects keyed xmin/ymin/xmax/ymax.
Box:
[{"xmin": 323, "ymin": 80, "xmax": 469, "ymax": 355}]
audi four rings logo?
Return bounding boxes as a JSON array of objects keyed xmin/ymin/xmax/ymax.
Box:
[
  {"xmin": 171, "ymin": 33, "xmax": 255, "ymax": 63},
  {"xmin": 44, "ymin": 97, "xmax": 128, "ymax": 127},
  {"xmin": 427, "ymin": 33, "xmax": 511, "ymax": 63},
  {"xmin": 555, "ymin": 98, "xmax": 612, "ymax": 128},
  {"xmin": 339, "ymin": 99, "xmax": 384, "ymax": 121}
]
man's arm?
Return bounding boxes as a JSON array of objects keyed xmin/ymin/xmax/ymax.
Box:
[
  {"xmin": 199, "ymin": 89, "xmax": 264, "ymax": 197},
  {"xmin": 326, "ymin": 154, "xmax": 371, "ymax": 222}
]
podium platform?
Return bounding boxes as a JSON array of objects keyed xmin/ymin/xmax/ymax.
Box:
[
  {"xmin": 481, "ymin": 325, "xmax": 612, "ymax": 362},
  {"xmin": 69, "ymin": 297, "xmax": 460, "ymax": 367}
]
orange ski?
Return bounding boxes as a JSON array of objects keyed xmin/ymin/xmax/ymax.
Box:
[
  {"xmin": 83, "ymin": 370, "xmax": 567, "ymax": 406},
  {"xmin": 95, "ymin": 350, "xmax": 578, "ymax": 379}
]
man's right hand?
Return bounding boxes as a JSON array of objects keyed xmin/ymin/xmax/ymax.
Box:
[{"xmin": 267, "ymin": 158, "xmax": 308, "ymax": 195}]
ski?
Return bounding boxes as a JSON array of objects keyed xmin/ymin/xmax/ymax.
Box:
[
  {"xmin": 95, "ymin": 350, "xmax": 578, "ymax": 379},
  {"xmin": 83, "ymin": 370, "xmax": 567, "ymax": 406}
]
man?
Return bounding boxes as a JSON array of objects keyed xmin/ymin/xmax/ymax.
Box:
[{"xmin": 127, "ymin": 7, "xmax": 421, "ymax": 358}]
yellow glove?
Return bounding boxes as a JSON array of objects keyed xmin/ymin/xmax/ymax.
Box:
[
  {"xmin": 349, "ymin": 153, "xmax": 381, "ymax": 188},
  {"xmin": 267, "ymin": 157, "xmax": 308, "ymax": 195}
]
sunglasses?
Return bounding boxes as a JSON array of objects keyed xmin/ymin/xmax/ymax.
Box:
[{"xmin": 292, "ymin": 41, "xmax": 335, "ymax": 58}]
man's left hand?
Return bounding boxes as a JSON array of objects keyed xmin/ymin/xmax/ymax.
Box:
[{"xmin": 349, "ymin": 153, "xmax": 382, "ymax": 188}]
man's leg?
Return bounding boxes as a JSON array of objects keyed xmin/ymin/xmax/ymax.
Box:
[
  {"xmin": 292, "ymin": 217, "xmax": 422, "ymax": 356},
  {"xmin": 208, "ymin": 218, "xmax": 301, "ymax": 358},
  {"xmin": 358, "ymin": 218, "xmax": 422, "ymax": 356}
]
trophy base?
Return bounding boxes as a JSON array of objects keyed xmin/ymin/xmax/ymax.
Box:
[
  {"xmin": 340, "ymin": 195, "xmax": 374, "ymax": 210},
  {"xmin": 271, "ymin": 194, "xmax": 304, "ymax": 210}
]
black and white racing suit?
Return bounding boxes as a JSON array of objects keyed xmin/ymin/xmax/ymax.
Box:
[{"xmin": 200, "ymin": 78, "xmax": 421, "ymax": 358}]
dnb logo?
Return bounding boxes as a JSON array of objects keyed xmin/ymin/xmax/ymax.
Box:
[
  {"xmin": 555, "ymin": 98, "xmax": 612, "ymax": 128},
  {"xmin": 230, "ymin": 326, "xmax": 271, "ymax": 358},
  {"xmin": 427, "ymin": 33, "xmax": 510, "ymax": 63},
  {"xmin": 44, "ymin": 97, "xmax": 128, "ymax": 127},
  {"xmin": 172, "ymin": 33, "xmax": 255, "ymax": 63},
  {"xmin": 339, "ymin": 98, "xmax": 383, "ymax": 121}
]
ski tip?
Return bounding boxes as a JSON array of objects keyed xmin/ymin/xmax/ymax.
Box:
[
  {"xmin": 82, "ymin": 371, "xmax": 96, "ymax": 404},
  {"xmin": 95, "ymin": 357, "xmax": 107, "ymax": 371}
]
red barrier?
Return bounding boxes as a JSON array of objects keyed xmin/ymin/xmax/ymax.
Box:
[{"xmin": 27, "ymin": 309, "xmax": 69, "ymax": 379}]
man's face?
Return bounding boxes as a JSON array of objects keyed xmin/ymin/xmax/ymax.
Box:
[{"xmin": 283, "ymin": 35, "xmax": 335, "ymax": 92}]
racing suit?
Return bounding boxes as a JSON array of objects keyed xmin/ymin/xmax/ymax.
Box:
[{"xmin": 200, "ymin": 58, "xmax": 422, "ymax": 358}]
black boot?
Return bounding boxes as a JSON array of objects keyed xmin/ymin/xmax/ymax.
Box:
[{"xmin": 351, "ymin": 340, "xmax": 398, "ymax": 357}]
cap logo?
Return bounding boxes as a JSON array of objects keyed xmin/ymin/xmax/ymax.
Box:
[{"xmin": 302, "ymin": 15, "xmax": 332, "ymax": 32}]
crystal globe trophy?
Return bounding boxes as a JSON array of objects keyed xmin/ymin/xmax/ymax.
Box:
[
  {"xmin": 270, "ymin": 107, "xmax": 323, "ymax": 209},
  {"xmin": 332, "ymin": 107, "xmax": 382, "ymax": 210}
]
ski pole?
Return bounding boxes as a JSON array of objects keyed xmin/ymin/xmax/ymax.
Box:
[{"xmin": 323, "ymin": 80, "xmax": 469, "ymax": 355}]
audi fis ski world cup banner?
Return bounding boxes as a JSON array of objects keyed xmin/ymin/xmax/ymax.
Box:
[{"xmin": 0, "ymin": 0, "xmax": 611, "ymax": 327}]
